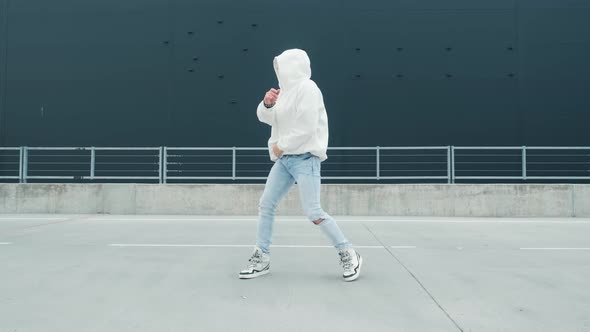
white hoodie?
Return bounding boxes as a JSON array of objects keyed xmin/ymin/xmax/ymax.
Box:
[{"xmin": 256, "ymin": 49, "xmax": 329, "ymax": 162}]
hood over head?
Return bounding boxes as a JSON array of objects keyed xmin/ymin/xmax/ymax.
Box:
[{"xmin": 273, "ymin": 48, "xmax": 312, "ymax": 90}]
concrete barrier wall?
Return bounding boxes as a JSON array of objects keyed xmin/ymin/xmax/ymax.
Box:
[{"xmin": 0, "ymin": 184, "xmax": 588, "ymax": 217}]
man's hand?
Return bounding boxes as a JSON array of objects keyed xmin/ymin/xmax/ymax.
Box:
[
  {"xmin": 272, "ymin": 144, "xmax": 283, "ymax": 158},
  {"xmin": 264, "ymin": 88, "xmax": 280, "ymax": 106}
]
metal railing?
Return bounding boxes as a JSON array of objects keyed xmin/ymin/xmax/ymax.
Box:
[
  {"xmin": 0, "ymin": 146, "xmax": 589, "ymax": 183},
  {"xmin": 453, "ymin": 146, "xmax": 590, "ymax": 181}
]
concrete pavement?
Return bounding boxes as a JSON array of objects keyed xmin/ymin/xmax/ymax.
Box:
[{"xmin": 1, "ymin": 215, "xmax": 589, "ymax": 332}]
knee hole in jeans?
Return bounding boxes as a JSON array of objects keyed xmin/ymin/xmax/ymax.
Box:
[{"xmin": 312, "ymin": 218, "xmax": 325, "ymax": 225}]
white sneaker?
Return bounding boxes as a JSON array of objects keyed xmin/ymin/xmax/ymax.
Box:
[
  {"xmin": 339, "ymin": 248, "xmax": 362, "ymax": 282},
  {"xmin": 239, "ymin": 247, "xmax": 270, "ymax": 279}
]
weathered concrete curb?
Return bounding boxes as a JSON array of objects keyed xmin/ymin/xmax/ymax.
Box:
[{"xmin": 1, "ymin": 184, "xmax": 588, "ymax": 217}]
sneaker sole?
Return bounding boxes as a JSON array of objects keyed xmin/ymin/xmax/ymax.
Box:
[
  {"xmin": 343, "ymin": 255, "xmax": 363, "ymax": 282},
  {"xmin": 239, "ymin": 268, "xmax": 270, "ymax": 279}
]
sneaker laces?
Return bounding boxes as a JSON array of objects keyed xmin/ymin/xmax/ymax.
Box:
[
  {"xmin": 248, "ymin": 251, "xmax": 263, "ymax": 268},
  {"xmin": 339, "ymin": 250, "xmax": 353, "ymax": 270}
]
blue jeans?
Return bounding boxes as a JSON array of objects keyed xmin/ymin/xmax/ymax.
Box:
[{"xmin": 256, "ymin": 152, "xmax": 352, "ymax": 254}]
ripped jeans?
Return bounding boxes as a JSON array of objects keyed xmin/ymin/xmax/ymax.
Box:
[{"xmin": 256, "ymin": 152, "xmax": 352, "ymax": 254}]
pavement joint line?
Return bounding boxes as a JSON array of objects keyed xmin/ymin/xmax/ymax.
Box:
[
  {"xmin": 0, "ymin": 216, "xmax": 94, "ymax": 239},
  {"xmin": 361, "ymin": 221, "xmax": 465, "ymax": 332},
  {"xmin": 17, "ymin": 215, "xmax": 91, "ymax": 230}
]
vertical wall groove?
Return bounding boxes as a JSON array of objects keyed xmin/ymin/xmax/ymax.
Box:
[
  {"xmin": 515, "ymin": 0, "xmax": 525, "ymax": 145},
  {"xmin": 0, "ymin": 0, "xmax": 9, "ymax": 147},
  {"xmin": 165, "ymin": 0, "xmax": 176, "ymax": 146}
]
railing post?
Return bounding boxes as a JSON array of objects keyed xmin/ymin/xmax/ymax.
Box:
[
  {"xmin": 522, "ymin": 145, "xmax": 527, "ymax": 180},
  {"xmin": 158, "ymin": 147, "xmax": 163, "ymax": 184},
  {"xmin": 90, "ymin": 146, "xmax": 95, "ymax": 180},
  {"xmin": 163, "ymin": 147, "xmax": 167, "ymax": 184},
  {"xmin": 18, "ymin": 147, "xmax": 23, "ymax": 183},
  {"xmin": 450, "ymin": 146, "xmax": 455, "ymax": 184},
  {"xmin": 376, "ymin": 146, "xmax": 380, "ymax": 180},
  {"xmin": 447, "ymin": 146, "xmax": 451, "ymax": 184},
  {"xmin": 232, "ymin": 147, "xmax": 236, "ymax": 180},
  {"xmin": 22, "ymin": 146, "xmax": 28, "ymax": 184}
]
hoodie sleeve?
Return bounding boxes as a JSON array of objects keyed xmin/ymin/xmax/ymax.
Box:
[
  {"xmin": 277, "ymin": 82, "xmax": 322, "ymax": 152},
  {"xmin": 256, "ymin": 101, "xmax": 276, "ymax": 126}
]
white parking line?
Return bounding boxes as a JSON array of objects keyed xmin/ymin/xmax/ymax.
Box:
[
  {"xmin": 92, "ymin": 218, "xmax": 257, "ymax": 221},
  {"xmin": 88, "ymin": 217, "xmax": 590, "ymax": 223},
  {"xmin": 111, "ymin": 244, "xmax": 252, "ymax": 248},
  {"xmin": 109, "ymin": 244, "xmax": 416, "ymax": 249},
  {"xmin": 0, "ymin": 242, "xmax": 12, "ymax": 245},
  {"xmin": 520, "ymin": 248, "xmax": 590, "ymax": 251},
  {"xmin": 0, "ymin": 217, "xmax": 67, "ymax": 220}
]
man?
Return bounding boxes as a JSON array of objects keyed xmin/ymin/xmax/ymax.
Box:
[{"xmin": 239, "ymin": 48, "xmax": 362, "ymax": 282}]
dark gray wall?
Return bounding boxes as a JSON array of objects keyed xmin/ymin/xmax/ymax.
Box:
[{"xmin": 1, "ymin": 0, "xmax": 589, "ymax": 148}]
